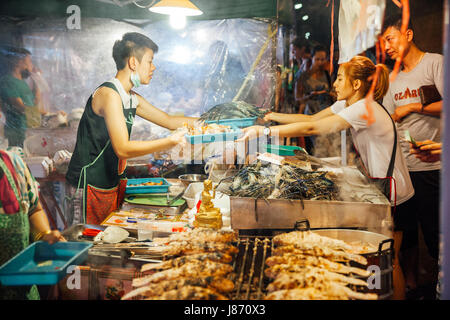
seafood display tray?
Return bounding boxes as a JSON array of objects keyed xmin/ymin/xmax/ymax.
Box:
[
  {"xmin": 205, "ymin": 117, "xmax": 257, "ymax": 128},
  {"xmin": 125, "ymin": 178, "xmax": 171, "ymax": 194},
  {"xmin": 185, "ymin": 130, "xmax": 243, "ymax": 144},
  {"xmin": 230, "ymin": 197, "xmax": 393, "ymax": 237}
]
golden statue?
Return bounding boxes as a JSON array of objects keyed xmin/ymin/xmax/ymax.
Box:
[{"xmin": 194, "ymin": 179, "xmax": 222, "ymax": 229}]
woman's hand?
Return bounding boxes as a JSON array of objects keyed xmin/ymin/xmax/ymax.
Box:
[
  {"xmin": 238, "ymin": 125, "xmax": 265, "ymax": 141},
  {"xmin": 168, "ymin": 129, "xmax": 188, "ymax": 146},
  {"xmin": 41, "ymin": 230, "xmax": 66, "ymax": 244},
  {"xmin": 263, "ymin": 112, "xmax": 274, "ymax": 122}
]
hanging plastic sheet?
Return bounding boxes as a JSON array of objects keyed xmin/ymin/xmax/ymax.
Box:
[
  {"xmin": 338, "ymin": 0, "xmax": 386, "ymax": 64},
  {"xmin": 0, "ymin": 17, "xmax": 277, "ymax": 159}
]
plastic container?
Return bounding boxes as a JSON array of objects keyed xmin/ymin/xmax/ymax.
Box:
[
  {"xmin": 125, "ymin": 178, "xmax": 171, "ymax": 195},
  {"xmin": 263, "ymin": 144, "xmax": 307, "ymax": 156},
  {"xmin": 147, "ymin": 221, "xmax": 187, "ymax": 233},
  {"xmin": 0, "ymin": 241, "xmax": 92, "ymax": 286},
  {"xmin": 182, "ymin": 182, "xmax": 204, "ymax": 208},
  {"xmin": 137, "ymin": 220, "xmax": 154, "ymax": 241},
  {"xmin": 205, "ymin": 117, "xmax": 257, "ymax": 128},
  {"xmin": 185, "ymin": 130, "xmax": 243, "ymax": 144}
]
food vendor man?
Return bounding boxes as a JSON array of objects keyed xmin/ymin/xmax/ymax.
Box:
[{"xmin": 66, "ymin": 32, "xmax": 197, "ymax": 225}]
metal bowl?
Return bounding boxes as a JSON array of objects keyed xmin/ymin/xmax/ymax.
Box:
[{"xmin": 178, "ymin": 174, "xmax": 208, "ymax": 187}]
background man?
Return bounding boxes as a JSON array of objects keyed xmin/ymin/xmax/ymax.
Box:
[
  {"xmin": 382, "ymin": 15, "xmax": 442, "ymax": 299},
  {"xmin": 0, "ymin": 47, "xmax": 41, "ymax": 147}
]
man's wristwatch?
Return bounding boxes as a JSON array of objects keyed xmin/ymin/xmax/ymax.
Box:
[{"xmin": 263, "ymin": 126, "xmax": 271, "ymax": 137}]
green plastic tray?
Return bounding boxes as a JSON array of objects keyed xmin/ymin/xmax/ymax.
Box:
[
  {"xmin": 263, "ymin": 144, "xmax": 307, "ymax": 156},
  {"xmin": 124, "ymin": 195, "xmax": 186, "ymax": 207}
]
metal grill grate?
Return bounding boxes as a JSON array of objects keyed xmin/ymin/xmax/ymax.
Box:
[{"xmin": 230, "ymin": 236, "xmax": 273, "ymax": 300}]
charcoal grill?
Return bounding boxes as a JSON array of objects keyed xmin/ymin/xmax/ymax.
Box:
[
  {"xmin": 230, "ymin": 222, "xmax": 394, "ymax": 300},
  {"xmin": 230, "ymin": 236, "xmax": 273, "ymax": 300}
]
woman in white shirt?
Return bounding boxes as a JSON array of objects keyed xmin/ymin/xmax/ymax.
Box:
[{"xmin": 242, "ymin": 55, "xmax": 414, "ymax": 299}]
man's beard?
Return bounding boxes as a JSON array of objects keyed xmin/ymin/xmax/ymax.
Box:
[{"xmin": 21, "ymin": 69, "xmax": 31, "ymax": 79}]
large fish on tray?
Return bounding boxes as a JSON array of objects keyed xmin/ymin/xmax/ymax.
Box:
[{"xmin": 199, "ymin": 101, "xmax": 267, "ymax": 121}]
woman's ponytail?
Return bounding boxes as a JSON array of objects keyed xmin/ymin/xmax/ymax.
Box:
[
  {"xmin": 373, "ymin": 64, "xmax": 390, "ymax": 101},
  {"xmin": 342, "ymin": 56, "xmax": 390, "ymax": 101}
]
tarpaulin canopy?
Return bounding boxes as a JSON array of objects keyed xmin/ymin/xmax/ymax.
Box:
[{"xmin": 0, "ymin": 0, "xmax": 294, "ymax": 25}]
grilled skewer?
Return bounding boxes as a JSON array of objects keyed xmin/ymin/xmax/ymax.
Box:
[
  {"xmin": 265, "ymin": 255, "xmax": 371, "ymax": 278},
  {"xmin": 141, "ymin": 252, "xmax": 233, "ymax": 272},
  {"xmin": 272, "ymin": 244, "xmax": 368, "ymax": 265},
  {"xmin": 273, "ymin": 231, "xmax": 354, "ymax": 251},
  {"xmin": 167, "ymin": 228, "xmax": 237, "ymax": 243},
  {"xmin": 264, "ymin": 285, "xmax": 378, "ymax": 300},
  {"xmin": 266, "ymin": 267, "xmax": 369, "ymax": 292},
  {"xmin": 146, "ymin": 285, "xmax": 229, "ymax": 300},
  {"xmin": 132, "ymin": 260, "xmax": 233, "ymax": 287},
  {"xmin": 123, "ymin": 276, "xmax": 234, "ymax": 300},
  {"xmin": 163, "ymin": 241, "xmax": 239, "ymax": 257}
]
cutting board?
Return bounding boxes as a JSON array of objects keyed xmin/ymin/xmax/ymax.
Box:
[{"xmin": 125, "ymin": 195, "xmax": 186, "ymax": 207}]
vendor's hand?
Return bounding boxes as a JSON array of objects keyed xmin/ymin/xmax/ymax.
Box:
[
  {"xmin": 169, "ymin": 129, "xmax": 188, "ymax": 146},
  {"xmin": 58, "ymin": 110, "xmax": 67, "ymax": 116},
  {"xmin": 392, "ymin": 103, "xmax": 421, "ymax": 122},
  {"xmin": 237, "ymin": 125, "xmax": 265, "ymax": 142},
  {"xmin": 193, "ymin": 119, "xmax": 205, "ymax": 127},
  {"xmin": 42, "ymin": 230, "xmax": 66, "ymax": 245}
]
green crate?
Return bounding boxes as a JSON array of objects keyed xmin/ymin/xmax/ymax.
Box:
[{"xmin": 263, "ymin": 144, "xmax": 307, "ymax": 156}]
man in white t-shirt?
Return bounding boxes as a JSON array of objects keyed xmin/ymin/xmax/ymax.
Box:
[{"xmin": 382, "ymin": 15, "xmax": 441, "ymax": 298}]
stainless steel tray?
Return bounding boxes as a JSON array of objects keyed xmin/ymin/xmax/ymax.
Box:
[
  {"xmin": 121, "ymin": 202, "xmax": 187, "ymax": 215},
  {"xmin": 62, "ymin": 224, "xmax": 106, "ymax": 242},
  {"xmin": 230, "ymin": 197, "xmax": 393, "ymax": 237}
]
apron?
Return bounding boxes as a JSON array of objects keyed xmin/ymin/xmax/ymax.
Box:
[
  {"xmin": 0, "ymin": 155, "xmax": 40, "ymax": 300},
  {"xmin": 354, "ymin": 103, "xmax": 398, "ymax": 208},
  {"xmin": 77, "ymin": 82, "xmax": 136, "ymax": 225}
]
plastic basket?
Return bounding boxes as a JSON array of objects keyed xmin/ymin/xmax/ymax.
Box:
[
  {"xmin": 185, "ymin": 130, "xmax": 243, "ymax": 144},
  {"xmin": 0, "ymin": 241, "xmax": 92, "ymax": 286},
  {"xmin": 125, "ymin": 178, "xmax": 171, "ymax": 195},
  {"xmin": 263, "ymin": 144, "xmax": 307, "ymax": 156},
  {"xmin": 205, "ymin": 117, "xmax": 257, "ymax": 128}
]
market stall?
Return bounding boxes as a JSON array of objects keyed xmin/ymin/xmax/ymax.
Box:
[{"xmin": 0, "ymin": 0, "xmax": 415, "ymax": 302}]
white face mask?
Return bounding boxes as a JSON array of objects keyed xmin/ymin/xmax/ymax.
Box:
[{"xmin": 130, "ymin": 71, "xmax": 141, "ymax": 88}]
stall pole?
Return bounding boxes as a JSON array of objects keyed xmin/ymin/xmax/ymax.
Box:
[{"xmin": 441, "ymin": 0, "xmax": 450, "ymax": 300}]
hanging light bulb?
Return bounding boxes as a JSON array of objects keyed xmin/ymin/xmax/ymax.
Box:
[
  {"xmin": 170, "ymin": 14, "xmax": 186, "ymax": 29},
  {"xmin": 150, "ymin": 0, "xmax": 203, "ymax": 16}
]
